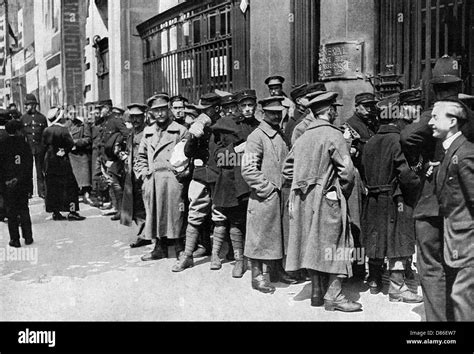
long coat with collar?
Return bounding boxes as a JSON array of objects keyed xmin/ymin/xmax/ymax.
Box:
[
  {"xmin": 42, "ymin": 124, "xmax": 80, "ymax": 213},
  {"xmin": 282, "ymin": 119, "xmax": 355, "ymax": 275},
  {"xmin": 436, "ymin": 134, "xmax": 474, "ymax": 268},
  {"xmin": 67, "ymin": 119, "xmax": 92, "ymax": 188},
  {"xmin": 241, "ymin": 120, "xmax": 289, "ymax": 260},
  {"xmin": 134, "ymin": 121, "xmax": 189, "ymax": 240},
  {"xmin": 120, "ymin": 128, "xmax": 146, "ymax": 228},
  {"xmin": 361, "ymin": 124, "xmax": 421, "ymax": 259}
]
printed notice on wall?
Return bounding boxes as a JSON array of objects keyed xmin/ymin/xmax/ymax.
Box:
[{"xmin": 319, "ymin": 41, "xmax": 364, "ymax": 81}]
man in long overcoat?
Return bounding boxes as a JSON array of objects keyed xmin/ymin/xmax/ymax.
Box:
[
  {"xmin": 135, "ymin": 94, "xmax": 189, "ymax": 261},
  {"xmin": 120, "ymin": 103, "xmax": 150, "ymax": 248},
  {"xmin": 241, "ymin": 96, "xmax": 290, "ymax": 294},
  {"xmin": 282, "ymin": 91, "xmax": 362, "ymax": 312},
  {"xmin": 361, "ymin": 102, "xmax": 423, "ymax": 303},
  {"xmin": 42, "ymin": 107, "xmax": 86, "ymax": 221}
]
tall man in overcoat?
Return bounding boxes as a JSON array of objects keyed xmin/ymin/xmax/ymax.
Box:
[
  {"xmin": 135, "ymin": 95, "xmax": 189, "ymax": 261},
  {"xmin": 429, "ymin": 100, "xmax": 474, "ymax": 321},
  {"xmin": 282, "ymin": 91, "xmax": 362, "ymax": 312},
  {"xmin": 20, "ymin": 94, "xmax": 47, "ymax": 198},
  {"xmin": 241, "ymin": 96, "xmax": 290, "ymax": 294}
]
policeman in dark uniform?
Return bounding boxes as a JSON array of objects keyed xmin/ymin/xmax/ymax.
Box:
[
  {"xmin": 20, "ymin": 94, "xmax": 47, "ymax": 198},
  {"xmin": 97, "ymin": 99, "xmax": 130, "ymax": 217}
]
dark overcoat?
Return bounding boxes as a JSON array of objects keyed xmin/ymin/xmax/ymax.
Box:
[
  {"xmin": 212, "ymin": 115, "xmax": 259, "ymax": 208},
  {"xmin": 42, "ymin": 124, "xmax": 80, "ymax": 213},
  {"xmin": 67, "ymin": 119, "xmax": 92, "ymax": 188},
  {"xmin": 361, "ymin": 125, "xmax": 420, "ymax": 259},
  {"xmin": 282, "ymin": 119, "xmax": 355, "ymax": 275}
]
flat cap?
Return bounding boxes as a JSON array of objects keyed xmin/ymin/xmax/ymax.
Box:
[
  {"xmin": 96, "ymin": 99, "xmax": 113, "ymax": 107},
  {"xmin": 290, "ymin": 84, "xmax": 308, "ymax": 102},
  {"xmin": 307, "ymin": 91, "xmax": 342, "ymax": 113},
  {"xmin": 236, "ymin": 89, "xmax": 257, "ymax": 103},
  {"xmin": 355, "ymin": 92, "xmax": 378, "ymax": 106},
  {"xmin": 112, "ymin": 107, "xmax": 125, "ymax": 115},
  {"xmin": 258, "ymin": 96, "xmax": 285, "ymax": 111},
  {"xmin": 127, "ymin": 103, "xmax": 148, "ymax": 115},
  {"xmin": 220, "ymin": 94, "xmax": 237, "ymax": 106},
  {"xmin": 265, "ymin": 75, "xmax": 285, "ymax": 86},
  {"xmin": 195, "ymin": 93, "xmax": 221, "ymax": 110},
  {"xmin": 399, "ymin": 88, "xmax": 422, "ymax": 105},
  {"xmin": 147, "ymin": 94, "xmax": 170, "ymax": 109}
]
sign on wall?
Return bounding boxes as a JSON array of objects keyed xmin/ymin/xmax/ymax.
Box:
[{"xmin": 319, "ymin": 41, "xmax": 364, "ymax": 81}]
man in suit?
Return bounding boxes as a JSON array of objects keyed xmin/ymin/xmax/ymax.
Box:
[
  {"xmin": 20, "ymin": 94, "xmax": 47, "ymax": 198},
  {"xmin": 400, "ymin": 55, "xmax": 462, "ymax": 321},
  {"xmin": 429, "ymin": 100, "xmax": 474, "ymax": 321}
]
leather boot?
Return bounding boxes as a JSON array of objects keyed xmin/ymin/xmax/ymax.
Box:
[
  {"xmin": 324, "ymin": 275, "xmax": 362, "ymax": 312},
  {"xmin": 269, "ymin": 260, "xmax": 298, "ymax": 284},
  {"xmin": 171, "ymin": 252, "xmax": 194, "ymax": 272},
  {"xmin": 368, "ymin": 261, "xmax": 383, "ymax": 294},
  {"xmin": 251, "ymin": 259, "xmax": 275, "ymax": 294},
  {"xmin": 388, "ymin": 270, "xmax": 423, "ymax": 303},
  {"xmin": 309, "ymin": 270, "xmax": 324, "ymax": 307},
  {"xmin": 141, "ymin": 239, "xmax": 166, "ymax": 261}
]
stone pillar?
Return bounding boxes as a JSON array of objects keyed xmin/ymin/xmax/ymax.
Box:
[
  {"xmin": 249, "ymin": 0, "xmax": 293, "ymax": 100},
  {"xmin": 320, "ymin": 0, "xmax": 376, "ymax": 124}
]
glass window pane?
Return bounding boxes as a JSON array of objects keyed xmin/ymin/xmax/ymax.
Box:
[
  {"xmin": 169, "ymin": 26, "xmax": 177, "ymax": 51},
  {"xmin": 209, "ymin": 15, "xmax": 216, "ymax": 39},
  {"xmin": 193, "ymin": 19, "xmax": 201, "ymax": 44}
]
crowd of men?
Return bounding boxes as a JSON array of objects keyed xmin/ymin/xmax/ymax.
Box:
[{"xmin": 0, "ymin": 55, "xmax": 472, "ymax": 320}]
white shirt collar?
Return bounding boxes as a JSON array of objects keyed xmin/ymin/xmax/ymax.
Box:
[{"xmin": 442, "ymin": 131, "xmax": 462, "ymax": 151}]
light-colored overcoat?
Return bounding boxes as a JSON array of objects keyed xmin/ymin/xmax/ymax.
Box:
[
  {"xmin": 134, "ymin": 121, "xmax": 189, "ymax": 240},
  {"xmin": 241, "ymin": 120, "xmax": 289, "ymax": 260},
  {"xmin": 282, "ymin": 119, "xmax": 355, "ymax": 276}
]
